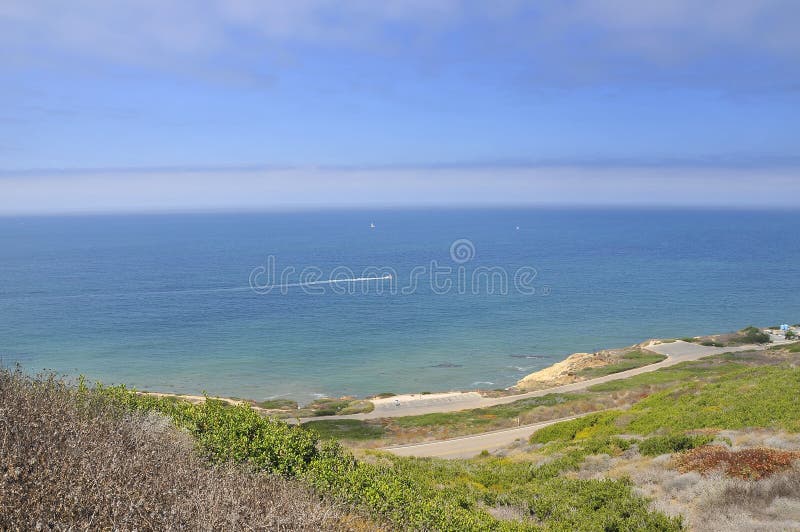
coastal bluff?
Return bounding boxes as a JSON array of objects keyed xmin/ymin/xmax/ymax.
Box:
[
  {"xmin": 516, "ymin": 351, "xmax": 612, "ymax": 389},
  {"xmin": 515, "ymin": 343, "xmax": 657, "ymax": 391}
]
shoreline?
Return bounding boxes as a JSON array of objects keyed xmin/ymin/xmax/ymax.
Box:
[{"xmin": 140, "ymin": 326, "xmax": 797, "ymax": 417}]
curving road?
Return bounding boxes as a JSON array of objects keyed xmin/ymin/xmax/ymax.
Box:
[
  {"xmin": 302, "ymin": 340, "xmax": 762, "ymax": 424},
  {"xmin": 376, "ymin": 340, "xmax": 777, "ymax": 458},
  {"xmin": 384, "ymin": 415, "xmax": 586, "ymax": 459}
]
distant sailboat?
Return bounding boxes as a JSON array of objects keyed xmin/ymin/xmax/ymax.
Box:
[{"xmin": 370, "ymin": 222, "xmax": 376, "ymax": 229}]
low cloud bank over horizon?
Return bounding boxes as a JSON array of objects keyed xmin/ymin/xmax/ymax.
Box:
[
  {"xmin": 2, "ymin": 165, "xmax": 798, "ymax": 215},
  {"xmin": 2, "ymin": 2, "xmax": 798, "ymax": 209}
]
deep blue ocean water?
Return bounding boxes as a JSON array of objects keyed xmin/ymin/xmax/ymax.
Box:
[{"xmin": 1, "ymin": 208, "xmax": 799, "ymax": 403}]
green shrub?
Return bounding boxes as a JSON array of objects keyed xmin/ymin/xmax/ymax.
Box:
[
  {"xmin": 587, "ymin": 360, "xmax": 749, "ymax": 392},
  {"xmin": 734, "ymin": 326, "xmax": 771, "ymax": 345},
  {"xmin": 305, "ymin": 397, "xmax": 374, "ymax": 416},
  {"xmin": 700, "ymin": 340, "xmax": 724, "ymax": 347},
  {"xmin": 338, "ymin": 399, "xmax": 375, "ymax": 415},
  {"xmin": 772, "ymin": 341, "xmax": 800, "ymax": 353},
  {"xmin": 541, "ymin": 365, "xmax": 800, "ymax": 445},
  {"xmin": 625, "ymin": 366, "xmax": 800, "ymax": 434},
  {"xmin": 530, "ymin": 411, "xmax": 622, "ymax": 444},
  {"xmin": 303, "ymin": 419, "xmax": 385, "ymax": 441},
  {"xmin": 256, "ymin": 398, "xmax": 298, "ymax": 410},
  {"xmin": 85, "ymin": 381, "xmax": 681, "ymax": 531},
  {"xmin": 576, "ymin": 351, "xmax": 666, "ymax": 378},
  {"xmin": 638, "ymin": 434, "xmax": 713, "ymax": 456}
]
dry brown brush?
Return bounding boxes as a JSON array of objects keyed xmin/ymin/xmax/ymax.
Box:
[
  {"xmin": 0, "ymin": 368, "xmax": 350, "ymax": 531},
  {"xmin": 675, "ymin": 445, "xmax": 800, "ymax": 480}
]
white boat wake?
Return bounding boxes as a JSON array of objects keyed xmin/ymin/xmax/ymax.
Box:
[
  {"xmin": 264, "ymin": 274, "xmax": 393, "ymax": 290},
  {"xmin": 9, "ymin": 274, "xmax": 393, "ymax": 300}
]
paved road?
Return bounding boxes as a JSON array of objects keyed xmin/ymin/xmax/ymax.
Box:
[
  {"xmin": 377, "ymin": 340, "xmax": 775, "ymax": 458},
  {"xmin": 302, "ymin": 340, "xmax": 761, "ymax": 423},
  {"xmin": 385, "ymin": 415, "xmax": 586, "ymax": 459}
]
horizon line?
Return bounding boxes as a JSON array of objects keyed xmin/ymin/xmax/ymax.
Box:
[
  {"xmin": 2, "ymin": 203, "xmax": 800, "ymax": 218},
  {"xmin": 3, "ymin": 155, "xmax": 800, "ymax": 178}
]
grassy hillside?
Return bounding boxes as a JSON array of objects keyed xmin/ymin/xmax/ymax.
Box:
[
  {"xmin": 4, "ymin": 343, "xmax": 800, "ymax": 530},
  {"xmin": 1, "ymin": 368, "xmax": 678, "ymax": 531},
  {"xmin": 574, "ymin": 350, "xmax": 666, "ymax": 378},
  {"xmin": 514, "ymin": 347, "xmax": 800, "ymax": 530},
  {"xmin": 307, "ymin": 344, "xmax": 800, "ymax": 529},
  {"xmin": 304, "ymin": 351, "xmax": 786, "ymax": 446},
  {"xmin": 532, "ymin": 364, "xmax": 800, "ymax": 444}
]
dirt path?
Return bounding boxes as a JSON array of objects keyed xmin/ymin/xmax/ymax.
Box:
[
  {"xmin": 375, "ymin": 341, "xmax": 774, "ymax": 458},
  {"xmin": 384, "ymin": 414, "xmax": 586, "ymax": 459}
]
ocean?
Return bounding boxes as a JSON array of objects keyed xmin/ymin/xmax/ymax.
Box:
[{"xmin": 1, "ymin": 208, "xmax": 798, "ymax": 403}]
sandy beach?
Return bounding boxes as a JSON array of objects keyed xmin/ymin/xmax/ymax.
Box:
[{"xmin": 141, "ymin": 328, "xmax": 796, "ymax": 426}]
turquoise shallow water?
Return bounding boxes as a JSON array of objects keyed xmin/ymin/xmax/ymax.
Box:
[{"xmin": 1, "ymin": 208, "xmax": 799, "ymax": 403}]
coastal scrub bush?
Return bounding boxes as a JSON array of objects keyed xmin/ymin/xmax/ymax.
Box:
[
  {"xmin": 535, "ymin": 365, "xmax": 800, "ymax": 447},
  {"xmin": 527, "ymin": 436, "xmax": 635, "ymax": 479},
  {"xmin": 638, "ymin": 434, "xmax": 713, "ymax": 456},
  {"xmin": 771, "ymin": 341, "xmax": 800, "ymax": 353},
  {"xmin": 311, "ymin": 398, "xmax": 350, "ymax": 416},
  {"xmin": 700, "ymin": 340, "xmax": 724, "ymax": 347},
  {"xmin": 85, "ymin": 380, "xmax": 322, "ymax": 475},
  {"xmin": 184, "ymin": 399, "xmax": 320, "ymax": 475},
  {"xmin": 624, "ymin": 366, "xmax": 800, "ymax": 434},
  {"xmin": 256, "ymin": 398, "xmax": 298, "ymax": 410},
  {"xmin": 576, "ymin": 350, "xmax": 666, "ymax": 378},
  {"xmin": 303, "ymin": 397, "xmax": 375, "ymax": 416},
  {"xmin": 84, "ymin": 375, "xmax": 681, "ymax": 530},
  {"xmin": 338, "ymin": 399, "xmax": 375, "ymax": 415},
  {"xmin": 0, "ymin": 368, "xmax": 348, "ymax": 530},
  {"xmin": 675, "ymin": 446, "xmax": 800, "ymax": 480},
  {"xmin": 303, "ymin": 419, "xmax": 386, "ymax": 440},
  {"xmin": 733, "ymin": 326, "xmax": 771, "ymax": 345},
  {"xmin": 530, "ymin": 411, "xmax": 622, "ymax": 444},
  {"xmin": 586, "ymin": 359, "xmax": 749, "ymax": 392},
  {"xmin": 313, "ymin": 453, "xmax": 682, "ymax": 531}
]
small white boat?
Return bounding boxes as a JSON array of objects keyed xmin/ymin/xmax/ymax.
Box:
[{"xmin": 370, "ymin": 222, "xmax": 376, "ymax": 229}]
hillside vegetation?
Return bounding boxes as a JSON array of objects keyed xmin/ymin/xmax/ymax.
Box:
[
  {"xmin": 303, "ymin": 344, "xmax": 800, "ymax": 529},
  {"xmin": 1, "ymin": 368, "xmax": 678, "ymax": 531},
  {"xmin": 0, "ymin": 369, "xmax": 350, "ymax": 531},
  {"xmin": 514, "ymin": 347, "xmax": 800, "ymax": 530},
  {"xmin": 531, "ymin": 365, "xmax": 800, "ymax": 444},
  {"xmin": 4, "ymin": 342, "xmax": 800, "ymax": 530}
]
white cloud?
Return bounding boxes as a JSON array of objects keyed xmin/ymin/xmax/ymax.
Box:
[
  {"xmin": 2, "ymin": 1, "xmax": 798, "ymax": 88},
  {"xmin": 1, "ymin": 165, "xmax": 797, "ymax": 215},
  {"xmin": 0, "ymin": 1, "xmax": 458, "ymax": 65},
  {"xmin": 560, "ymin": 0, "xmax": 800, "ymax": 59}
]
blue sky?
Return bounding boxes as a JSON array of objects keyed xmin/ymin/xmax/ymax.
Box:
[{"xmin": 1, "ymin": 1, "xmax": 799, "ymax": 213}]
